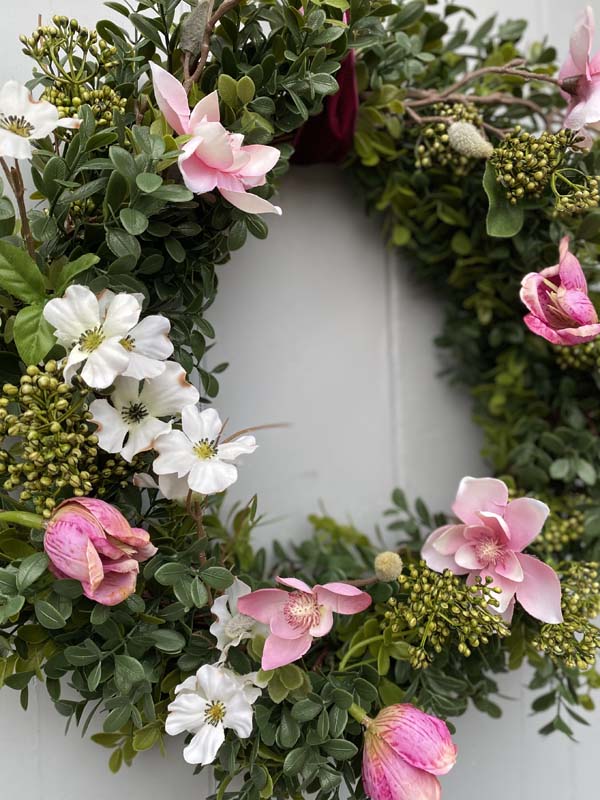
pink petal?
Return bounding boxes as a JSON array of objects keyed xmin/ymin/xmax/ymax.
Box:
[
  {"xmin": 219, "ymin": 187, "xmax": 282, "ymax": 215},
  {"xmin": 179, "ymin": 143, "xmax": 219, "ymax": 194},
  {"xmin": 452, "ymin": 477, "xmax": 508, "ymax": 526},
  {"xmin": 515, "ymin": 554, "xmax": 563, "ymax": 623},
  {"xmin": 363, "ymin": 735, "xmax": 442, "ymax": 800},
  {"xmin": 421, "ymin": 525, "xmax": 469, "ymax": 574},
  {"xmin": 477, "ymin": 512, "xmax": 510, "ymax": 543},
  {"xmin": 276, "ymin": 576, "xmax": 313, "ymax": 593},
  {"xmin": 558, "ymin": 238, "xmax": 586, "ymax": 290},
  {"xmin": 309, "ymin": 607, "xmax": 333, "ymax": 637},
  {"xmin": 495, "ymin": 550, "xmax": 524, "ymax": 582},
  {"xmin": 261, "ymin": 632, "xmax": 312, "ymax": 670},
  {"xmin": 238, "ymin": 144, "xmax": 280, "ymax": 177},
  {"xmin": 237, "ymin": 588, "xmax": 288, "ymax": 624},
  {"xmin": 315, "ymin": 582, "xmax": 372, "ymax": 614},
  {"xmin": 453, "ymin": 543, "xmax": 482, "ymax": 571},
  {"xmin": 478, "ymin": 569, "xmax": 518, "ymax": 614},
  {"xmin": 149, "ymin": 63, "xmax": 190, "ymax": 135},
  {"xmin": 559, "ymin": 289, "xmax": 598, "ymax": 325},
  {"xmin": 373, "ymin": 704, "xmax": 458, "ymax": 776},
  {"xmin": 520, "ymin": 272, "xmax": 551, "ymax": 320},
  {"xmin": 189, "ymin": 91, "xmax": 221, "ymax": 126},
  {"xmin": 193, "ymin": 122, "xmax": 235, "ymax": 170},
  {"xmin": 270, "ymin": 613, "xmax": 307, "ymax": 639},
  {"xmin": 503, "ymin": 497, "xmax": 550, "ymax": 551},
  {"xmin": 84, "ymin": 560, "xmax": 139, "ymax": 606},
  {"xmin": 569, "ymin": 6, "xmax": 595, "ymax": 77},
  {"xmin": 44, "ymin": 516, "xmax": 103, "ymax": 587}
]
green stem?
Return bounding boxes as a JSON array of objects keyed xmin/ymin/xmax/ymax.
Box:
[
  {"xmin": 0, "ymin": 510, "xmax": 45, "ymax": 530},
  {"xmin": 348, "ymin": 702, "xmax": 369, "ymax": 725},
  {"xmin": 338, "ymin": 635, "xmax": 384, "ymax": 671}
]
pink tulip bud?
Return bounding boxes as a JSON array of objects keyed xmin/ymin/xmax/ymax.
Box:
[
  {"xmin": 361, "ymin": 704, "xmax": 457, "ymax": 800},
  {"xmin": 44, "ymin": 497, "xmax": 157, "ymax": 606}
]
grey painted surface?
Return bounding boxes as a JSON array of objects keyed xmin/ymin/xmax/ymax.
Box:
[{"xmin": 0, "ymin": 2, "xmax": 599, "ymax": 798}]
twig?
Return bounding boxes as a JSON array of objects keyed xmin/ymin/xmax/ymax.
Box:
[
  {"xmin": 183, "ymin": 0, "xmax": 241, "ymax": 93},
  {"xmin": 0, "ymin": 158, "xmax": 35, "ymax": 258}
]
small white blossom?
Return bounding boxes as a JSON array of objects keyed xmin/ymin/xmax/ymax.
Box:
[
  {"xmin": 165, "ymin": 664, "xmax": 262, "ymax": 766},
  {"xmin": 210, "ymin": 579, "xmax": 268, "ymax": 660},
  {"xmin": 0, "ymin": 80, "xmax": 79, "ymax": 160},
  {"xmin": 43, "ymin": 284, "xmax": 141, "ymax": 389},
  {"xmin": 152, "ymin": 406, "xmax": 257, "ymax": 495},
  {"xmin": 90, "ymin": 362, "xmax": 199, "ymax": 461}
]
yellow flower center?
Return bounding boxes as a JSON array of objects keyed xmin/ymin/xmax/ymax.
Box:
[
  {"xmin": 120, "ymin": 335, "xmax": 136, "ymax": 352},
  {"xmin": 194, "ymin": 438, "xmax": 217, "ymax": 460},
  {"xmin": 204, "ymin": 700, "xmax": 226, "ymax": 726},
  {"xmin": 78, "ymin": 327, "xmax": 105, "ymax": 353},
  {"xmin": 0, "ymin": 114, "xmax": 34, "ymax": 138}
]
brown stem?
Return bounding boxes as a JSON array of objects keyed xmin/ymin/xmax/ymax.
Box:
[
  {"xmin": 0, "ymin": 158, "xmax": 35, "ymax": 258},
  {"xmin": 221, "ymin": 421, "xmax": 290, "ymax": 443},
  {"xmin": 437, "ymin": 58, "xmax": 560, "ymax": 99},
  {"xmin": 183, "ymin": 0, "xmax": 242, "ymax": 93}
]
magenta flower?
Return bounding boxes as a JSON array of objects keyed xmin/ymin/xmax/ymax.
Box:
[
  {"xmin": 520, "ymin": 236, "xmax": 600, "ymax": 346},
  {"xmin": 559, "ymin": 6, "xmax": 600, "ymax": 129},
  {"xmin": 422, "ymin": 477, "xmax": 563, "ymax": 623},
  {"xmin": 44, "ymin": 498, "xmax": 157, "ymax": 606},
  {"xmin": 149, "ymin": 63, "xmax": 281, "ymax": 215},
  {"xmin": 362, "ymin": 704, "xmax": 457, "ymax": 800},
  {"xmin": 237, "ymin": 576, "xmax": 371, "ymax": 670}
]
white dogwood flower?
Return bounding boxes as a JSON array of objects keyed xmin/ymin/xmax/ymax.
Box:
[
  {"xmin": 99, "ymin": 290, "xmax": 173, "ymax": 379},
  {"xmin": 90, "ymin": 362, "xmax": 199, "ymax": 461},
  {"xmin": 43, "ymin": 284, "xmax": 141, "ymax": 389},
  {"xmin": 165, "ymin": 664, "xmax": 261, "ymax": 766},
  {"xmin": 0, "ymin": 80, "xmax": 79, "ymax": 159},
  {"xmin": 152, "ymin": 406, "xmax": 258, "ymax": 495},
  {"xmin": 210, "ymin": 579, "xmax": 268, "ymax": 660}
]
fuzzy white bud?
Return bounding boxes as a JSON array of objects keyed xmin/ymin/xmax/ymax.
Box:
[
  {"xmin": 374, "ymin": 551, "xmax": 404, "ymax": 582},
  {"xmin": 447, "ymin": 121, "xmax": 493, "ymax": 159}
]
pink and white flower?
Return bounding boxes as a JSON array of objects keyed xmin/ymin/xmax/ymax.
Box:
[
  {"xmin": 150, "ymin": 63, "xmax": 281, "ymax": 215},
  {"xmin": 209, "ymin": 578, "xmax": 268, "ymax": 661},
  {"xmin": 520, "ymin": 236, "xmax": 600, "ymax": 346},
  {"xmin": 43, "ymin": 497, "xmax": 157, "ymax": 606},
  {"xmin": 237, "ymin": 577, "xmax": 372, "ymax": 670},
  {"xmin": 422, "ymin": 477, "xmax": 563, "ymax": 623},
  {"xmin": 362, "ymin": 704, "xmax": 457, "ymax": 800},
  {"xmin": 559, "ymin": 6, "xmax": 600, "ymax": 129},
  {"xmin": 0, "ymin": 80, "xmax": 79, "ymax": 160}
]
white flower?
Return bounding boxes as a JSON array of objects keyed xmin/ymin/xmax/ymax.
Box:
[
  {"xmin": 89, "ymin": 362, "xmax": 199, "ymax": 461},
  {"xmin": 0, "ymin": 80, "xmax": 79, "ymax": 160},
  {"xmin": 165, "ymin": 664, "xmax": 261, "ymax": 765},
  {"xmin": 99, "ymin": 290, "xmax": 173, "ymax": 379},
  {"xmin": 43, "ymin": 284, "xmax": 141, "ymax": 389},
  {"xmin": 152, "ymin": 406, "xmax": 258, "ymax": 495},
  {"xmin": 210, "ymin": 579, "xmax": 268, "ymax": 660}
]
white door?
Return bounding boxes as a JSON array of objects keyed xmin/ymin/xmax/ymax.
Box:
[{"xmin": 1, "ymin": 2, "xmax": 599, "ymax": 798}]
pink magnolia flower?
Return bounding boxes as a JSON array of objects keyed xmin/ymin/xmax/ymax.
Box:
[
  {"xmin": 559, "ymin": 6, "xmax": 600, "ymax": 129},
  {"xmin": 422, "ymin": 477, "xmax": 563, "ymax": 623},
  {"xmin": 149, "ymin": 63, "xmax": 281, "ymax": 215},
  {"xmin": 44, "ymin": 498, "xmax": 157, "ymax": 606},
  {"xmin": 237, "ymin": 576, "xmax": 371, "ymax": 670},
  {"xmin": 520, "ymin": 236, "xmax": 600, "ymax": 346},
  {"xmin": 362, "ymin": 704, "xmax": 457, "ymax": 800}
]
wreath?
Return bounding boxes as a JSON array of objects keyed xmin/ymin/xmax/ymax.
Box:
[{"xmin": 1, "ymin": 1, "xmax": 600, "ymax": 798}]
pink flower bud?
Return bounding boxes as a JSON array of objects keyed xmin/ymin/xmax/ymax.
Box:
[
  {"xmin": 362, "ymin": 704, "xmax": 457, "ymax": 800},
  {"xmin": 44, "ymin": 497, "xmax": 157, "ymax": 606}
]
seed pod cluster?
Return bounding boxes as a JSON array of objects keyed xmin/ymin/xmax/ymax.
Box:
[{"xmin": 414, "ymin": 103, "xmax": 485, "ymax": 176}]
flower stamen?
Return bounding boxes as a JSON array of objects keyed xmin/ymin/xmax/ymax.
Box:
[
  {"xmin": 204, "ymin": 700, "xmax": 226, "ymax": 726},
  {"xmin": 0, "ymin": 113, "xmax": 34, "ymax": 137},
  {"xmin": 78, "ymin": 327, "xmax": 106, "ymax": 353},
  {"xmin": 194, "ymin": 438, "xmax": 217, "ymax": 460},
  {"xmin": 283, "ymin": 591, "xmax": 322, "ymax": 630}
]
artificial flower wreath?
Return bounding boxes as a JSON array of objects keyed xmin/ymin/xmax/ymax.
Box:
[{"xmin": 1, "ymin": 2, "xmax": 600, "ymax": 799}]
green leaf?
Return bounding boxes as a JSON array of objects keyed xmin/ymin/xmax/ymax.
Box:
[
  {"xmin": 35, "ymin": 600, "xmax": 67, "ymax": 629},
  {"xmin": 133, "ymin": 724, "xmax": 161, "ymax": 752},
  {"xmin": 147, "ymin": 629, "xmax": 186, "ymax": 654},
  {"xmin": 237, "ymin": 76, "xmax": 256, "ymax": 105},
  {"xmin": 218, "ymin": 74, "xmax": 238, "ymax": 107},
  {"xmin": 0, "ymin": 242, "xmax": 46, "ymax": 302},
  {"xmin": 283, "ymin": 747, "xmax": 307, "ymax": 775},
  {"xmin": 292, "ymin": 697, "xmax": 322, "ymax": 721},
  {"xmin": 120, "ymin": 208, "xmax": 149, "ymax": 236},
  {"xmin": 16, "ymin": 552, "xmax": 49, "ymax": 592},
  {"xmin": 136, "ymin": 173, "xmax": 163, "ymax": 193},
  {"xmin": 154, "ymin": 562, "xmax": 189, "ymax": 586},
  {"xmin": 483, "ymin": 162, "xmax": 524, "ymax": 238},
  {"xmin": 321, "ymin": 738, "xmax": 358, "ymax": 760},
  {"xmin": 104, "ymin": 704, "xmax": 132, "ymax": 733},
  {"xmin": 114, "ymin": 654, "xmax": 146, "ymax": 693},
  {"xmin": 54, "ymin": 254, "xmax": 100, "ymax": 295},
  {"xmin": 106, "ymin": 228, "xmax": 141, "ymax": 262},
  {"xmin": 13, "ymin": 304, "xmax": 56, "ymax": 365},
  {"xmin": 201, "ymin": 566, "xmax": 234, "ymax": 589},
  {"xmin": 109, "ymin": 146, "xmax": 137, "ymax": 181},
  {"xmin": 130, "ymin": 13, "xmax": 164, "ymax": 47}
]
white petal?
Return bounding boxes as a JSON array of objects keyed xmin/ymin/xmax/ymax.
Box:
[
  {"xmin": 62, "ymin": 346, "xmax": 87, "ymax": 384},
  {"xmin": 0, "ymin": 129, "xmax": 33, "ymax": 160},
  {"xmin": 158, "ymin": 472, "xmax": 190, "ymax": 500},
  {"xmin": 24, "ymin": 99, "xmax": 62, "ymax": 138},
  {"xmin": 102, "ymin": 293, "xmax": 141, "ymax": 338},
  {"xmin": 80, "ymin": 338, "xmax": 130, "ymax": 389},
  {"xmin": 0, "ymin": 81, "xmax": 32, "ymax": 116},
  {"xmin": 128, "ymin": 315, "xmax": 173, "ymax": 359},
  {"xmin": 97, "ymin": 289, "xmax": 116, "ymax": 318},
  {"xmin": 188, "ymin": 459, "xmax": 237, "ymax": 495},
  {"xmin": 195, "ymin": 663, "xmax": 239, "ymax": 701},
  {"xmin": 227, "ymin": 578, "xmax": 251, "ymax": 610},
  {"xmin": 175, "ymin": 675, "xmax": 200, "ymax": 695},
  {"xmin": 223, "ymin": 696, "xmax": 254, "ymax": 738},
  {"xmin": 153, "ymin": 430, "xmax": 195, "ymax": 476},
  {"xmin": 141, "ymin": 362, "xmax": 199, "ymax": 417},
  {"xmin": 217, "ymin": 435, "xmax": 258, "ymax": 463},
  {"xmin": 111, "ymin": 376, "xmax": 142, "ymax": 410},
  {"xmin": 89, "ymin": 399, "xmax": 128, "ymax": 453},
  {"xmin": 182, "ymin": 405, "xmax": 223, "ymax": 442},
  {"xmin": 133, "ymin": 472, "xmax": 159, "ymax": 490},
  {"xmin": 183, "ymin": 724, "xmax": 225, "ymax": 766},
  {"xmin": 121, "ymin": 417, "xmax": 171, "ymax": 462},
  {"xmin": 43, "ymin": 285, "xmax": 100, "ymax": 343},
  {"xmin": 165, "ymin": 692, "xmax": 207, "ymax": 736},
  {"xmin": 121, "ymin": 352, "xmax": 167, "ymax": 380}
]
